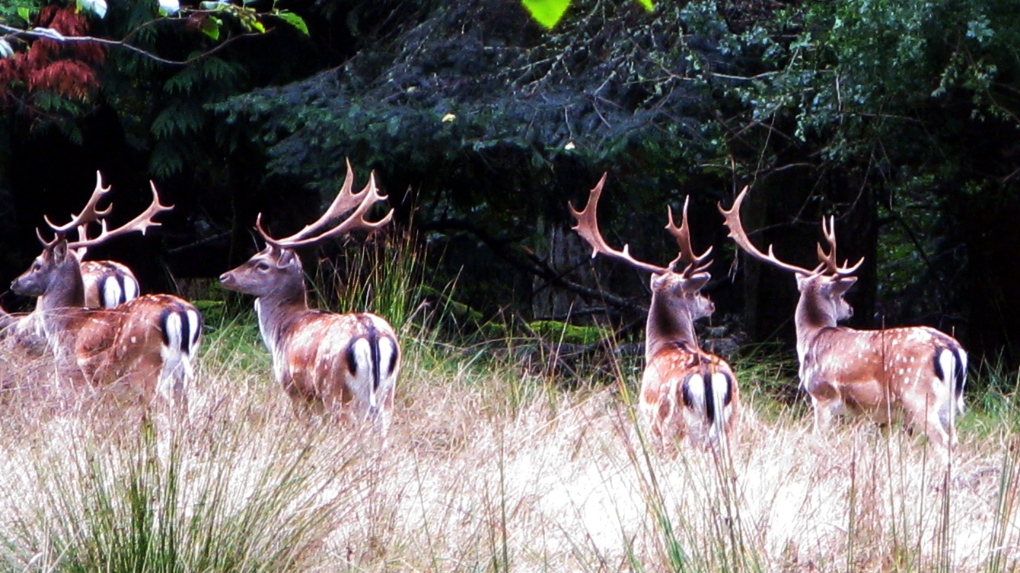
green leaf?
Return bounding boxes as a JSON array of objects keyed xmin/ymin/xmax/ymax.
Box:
[
  {"xmin": 635, "ymin": 0, "xmax": 654, "ymax": 11},
  {"xmin": 199, "ymin": 16, "xmax": 221, "ymax": 40},
  {"xmin": 17, "ymin": 7, "xmax": 31, "ymax": 23},
  {"xmin": 521, "ymin": 0, "xmax": 570, "ymax": 29},
  {"xmin": 275, "ymin": 11, "xmax": 309, "ymax": 36}
]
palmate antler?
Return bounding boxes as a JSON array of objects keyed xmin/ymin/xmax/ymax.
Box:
[
  {"xmin": 255, "ymin": 159, "xmax": 393, "ymax": 250},
  {"xmin": 41, "ymin": 172, "xmax": 173, "ymax": 255},
  {"xmin": 569, "ymin": 172, "xmax": 713, "ymax": 277},
  {"xmin": 718, "ymin": 186, "xmax": 863, "ymax": 277}
]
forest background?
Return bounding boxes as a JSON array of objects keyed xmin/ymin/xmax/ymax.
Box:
[{"xmin": 1, "ymin": 0, "xmax": 1018, "ymax": 376}]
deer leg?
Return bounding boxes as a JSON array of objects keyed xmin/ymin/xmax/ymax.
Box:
[
  {"xmin": 904, "ymin": 386, "xmax": 955, "ymax": 452},
  {"xmin": 810, "ymin": 394, "xmax": 840, "ymax": 433}
]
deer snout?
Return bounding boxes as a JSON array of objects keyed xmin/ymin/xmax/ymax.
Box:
[{"xmin": 10, "ymin": 276, "xmax": 28, "ymax": 296}]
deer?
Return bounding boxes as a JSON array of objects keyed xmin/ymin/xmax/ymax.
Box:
[
  {"xmin": 219, "ymin": 161, "xmax": 400, "ymax": 436},
  {"xmin": 570, "ymin": 173, "xmax": 740, "ymax": 451},
  {"xmin": 9, "ymin": 181, "xmax": 201, "ymax": 406},
  {"xmin": 719, "ymin": 186, "xmax": 967, "ymax": 452},
  {"xmin": 2, "ymin": 172, "xmax": 150, "ymax": 351}
]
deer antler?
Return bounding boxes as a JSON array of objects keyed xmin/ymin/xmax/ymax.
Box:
[
  {"xmin": 817, "ymin": 215, "xmax": 864, "ymax": 276},
  {"xmin": 719, "ymin": 186, "xmax": 864, "ymax": 277},
  {"xmin": 569, "ymin": 173, "xmax": 669, "ymax": 275},
  {"xmin": 44, "ymin": 171, "xmax": 113, "ymax": 235},
  {"xmin": 664, "ymin": 196, "xmax": 713, "ymax": 277},
  {"xmin": 66, "ymin": 181, "xmax": 174, "ymax": 250},
  {"xmin": 255, "ymin": 163, "xmax": 393, "ymax": 250}
]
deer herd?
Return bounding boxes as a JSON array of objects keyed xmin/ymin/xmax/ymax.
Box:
[{"xmin": 0, "ymin": 166, "xmax": 968, "ymax": 458}]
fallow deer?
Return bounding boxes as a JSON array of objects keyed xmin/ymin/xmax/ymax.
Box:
[
  {"xmin": 219, "ymin": 161, "xmax": 400, "ymax": 436},
  {"xmin": 9, "ymin": 183, "xmax": 201, "ymax": 405},
  {"xmin": 570, "ymin": 174, "xmax": 739, "ymax": 451},
  {"xmin": 2, "ymin": 172, "xmax": 151, "ymax": 350},
  {"xmin": 719, "ymin": 187, "xmax": 967, "ymax": 451}
]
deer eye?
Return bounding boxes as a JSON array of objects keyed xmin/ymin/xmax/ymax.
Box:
[{"xmin": 256, "ymin": 262, "xmax": 271, "ymax": 271}]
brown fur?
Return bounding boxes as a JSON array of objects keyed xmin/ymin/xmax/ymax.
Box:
[
  {"xmin": 221, "ymin": 246, "xmax": 401, "ymax": 435},
  {"xmin": 720, "ymin": 187, "xmax": 966, "ymax": 452},
  {"xmin": 11, "ymin": 240, "xmax": 201, "ymax": 406}
]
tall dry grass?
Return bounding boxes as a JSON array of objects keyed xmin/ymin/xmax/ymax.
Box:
[{"xmin": 0, "ymin": 322, "xmax": 1017, "ymax": 572}]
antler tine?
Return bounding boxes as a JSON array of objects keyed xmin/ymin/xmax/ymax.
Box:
[
  {"xmin": 817, "ymin": 215, "xmax": 864, "ymax": 276},
  {"xmin": 665, "ymin": 196, "xmax": 713, "ymax": 276},
  {"xmin": 273, "ymin": 158, "xmax": 365, "ymax": 245},
  {"xmin": 718, "ymin": 186, "xmax": 818, "ymax": 276},
  {"xmin": 35, "ymin": 227, "xmax": 62, "ymax": 248},
  {"xmin": 68, "ymin": 181, "xmax": 173, "ymax": 250},
  {"xmin": 44, "ymin": 171, "xmax": 114, "ymax": 234},
  {"xmin": 568, "ymin": 173, "xmax": 668, "ymax": 275},
  {"xmin": 260, "ymin": 171, "xmax": 393, "ymax": 250}
]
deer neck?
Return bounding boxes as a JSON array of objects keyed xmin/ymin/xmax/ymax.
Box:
[
  {"xmin": 644, "ymin": 291, "xmax": 699, "ymax": 361},
  {"xmin": 36, "ymin": 261, "xmax": 86, "ymax": 339},
  {"xmin": 794, "ymin": 292, "xmax": 839, "ymax": 363},
  {"xmin": 253, "ymin": 282, "xmax": 309, "ymax": 355}
]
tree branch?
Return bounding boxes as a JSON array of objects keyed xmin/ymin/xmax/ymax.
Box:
[
  {"xmin": 0, "ymin": 23, "xmax": 260, "ymax": 66},
  {"xmin": 419, "ymin": 217, "xmax": 647, "ymax": 315}
]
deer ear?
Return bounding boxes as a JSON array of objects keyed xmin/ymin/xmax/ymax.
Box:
[
  {"xmin": 276, "ymin": 248, "xmax": 300, "ymax": 269},
  {"xmin": 684, "ymin": 272, "xmax": 711, "ymax": 293},
  {"xmin": 830, "ymin": 276, "xmax": 857, "ymax": 295},
  {"xmin": 52, "ymin": 238, "xmax": 69, "ymax": 262}
]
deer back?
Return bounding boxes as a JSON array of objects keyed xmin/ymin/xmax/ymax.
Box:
[
  {"xmin": 802, "ymin": 325, "xmax": 966, "ymax": 417},
  {"xmin": 80, "ymin": 260, "xmax": 140, "ymax": 308},
  {"xmin": 271, "ymin": 309, "xmax": 400, "ymax": 427},
  {"xmin": 42, "ymin": 294, "xmax": 201, "ymax": 402},
  {"xmin": 641, "ymin": 342, "xmax": 739, "ymax": 450}
]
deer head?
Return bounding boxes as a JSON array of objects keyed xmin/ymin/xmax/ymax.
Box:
[
  {"xmin": 719, "ymin": 186, "xmax": 861, "ymax": 332},
  {"xmin": 570, "ymin": 173, "xmax": 715, "ymax": 354},
  {"xmin": 11, "ymin": 236, "xmax": 82, "ymax": 301},
  {"xmin": 15, "ymin": 174, "xmax": 172, "ymax": 309},
  {"xmin": 219, "ymin": 160, "xmax": 393, "ymax": 305}
]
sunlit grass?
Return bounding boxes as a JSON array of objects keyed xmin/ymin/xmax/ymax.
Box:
[{"xmin": 1, "ymin": 322, "xmax": 1017, "ymax": 571}]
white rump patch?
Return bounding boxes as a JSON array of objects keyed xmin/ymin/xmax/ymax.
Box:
[
  {"xmin": 937, "ymin": 349, "xmax": 955, "ymax": 391},
  {"xmin": 936, "ymin": 347, "xmax": 966, "ymax": 414},
  {"xmin": 101, "ymin": 277, "xmax": 124, "ymax": 308},
  {"xmin": 163, "ymin": 312, "xmax": 183, "ymax": 355},
  {"xmin": 350, "ymin": 337, "xmax": 376, "ymax": 408},
  {"xmin": 378, "ymin": 336, "xmax": 398, "ymax": 378},
  {"xmin": 123, "ymin": 276, "xmax": 139, "ymax": 302},
  {"xmin": 185, "ymin": 309, "xmax": 201, "ymax": 354},
  {"xmin": 685, "ymin": 374, "xmax": 706, "ymax": 417},
  {"xmin": 158, "ymin": 311, "xmax": 187, "ymax": 402},
  {"xmin": 709, "ymin": 372, "xmax": 730, "ymax": 440}
]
